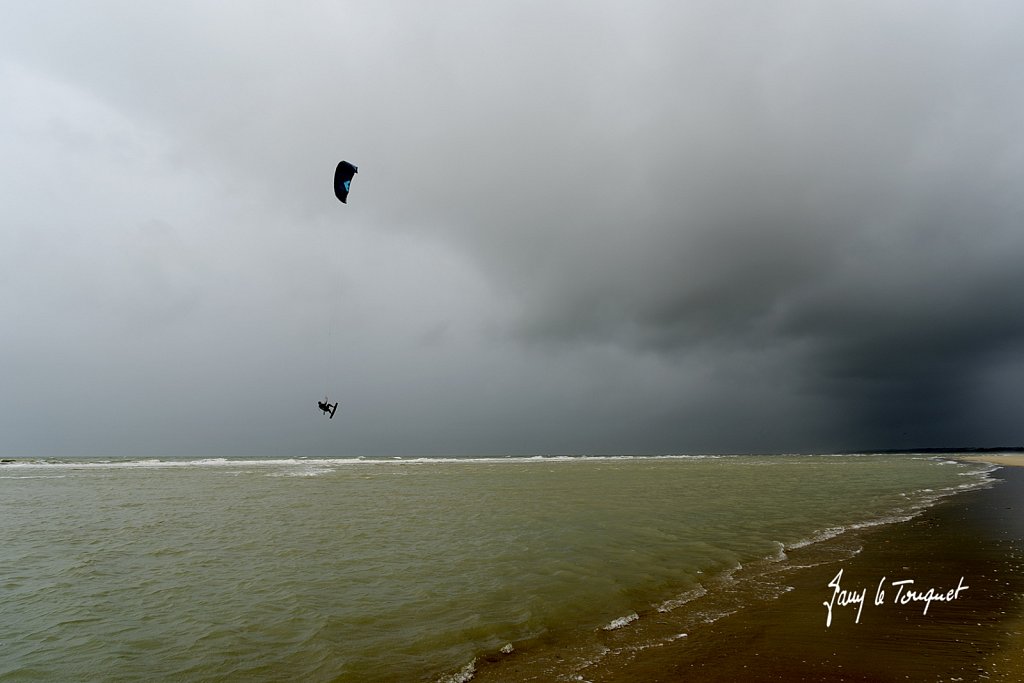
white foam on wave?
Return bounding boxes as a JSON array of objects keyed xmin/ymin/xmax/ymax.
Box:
[
  {"xmin": 657, "ymin": 584, "xmax": 707, "ymax": 613},
  {"xmin": 768, "ymin": 540, "xmax": 787, "ymax": 562},
  {"xmin": 0, "ymin": 457, "xmax": 345, "ymax": 471},
  {"xmin": 266, "ymin": 466, "xmax": 336, "ymax": 478},
  {"xmin": 785, "ymin": 511, "xmax": 924, "ymax": 551},
  {"xmin": 602, "ymin": 612, "xmax": 639, "ymax": 631},
  {"xmin": 700, "ymin": 607, "xmax": 738, "ymax": 624},
  {"xmin": 0, "ymin": 453, "xmax": 750, "ymax": 470},
  {"xmin": 0, "ymin": 474, "xmax": 67, "ymax": 479},
  {"xmin": 437, "ymin": 658, "xmax": 476, "ymax": 683},
  {"xmin": 785, "ymin": 464, "xmax": 998, "ymax": 554},
  {"xmin": 786, "ymin": 525, "xmax": 849, "ymax": 550}
]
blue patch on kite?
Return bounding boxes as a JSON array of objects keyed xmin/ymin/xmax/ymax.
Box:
[{"xmin": 344, "ymin": 180, "xmax": 351, "ymax": 192}]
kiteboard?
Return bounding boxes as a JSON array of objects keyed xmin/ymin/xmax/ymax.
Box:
[{"xmin": 329, "ymin": 402, "xmax": 338, "ymax": 419}]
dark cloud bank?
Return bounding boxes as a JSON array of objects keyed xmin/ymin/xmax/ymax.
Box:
[
  {"xmin": 2, "ymin": 1, "xmax": 1024, "ymax": 455},
  {"xmin": 392, "ymin": 1, "xmax": 1024, "ymax": 451}
]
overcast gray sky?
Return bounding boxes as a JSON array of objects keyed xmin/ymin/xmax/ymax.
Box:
[{"xmin": 3, "ymin": 0, "xmax": 1024, "ymax": 457}]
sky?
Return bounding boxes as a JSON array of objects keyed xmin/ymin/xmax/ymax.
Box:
[{"xmin": 3, "ymin": 0, "xmax": 1024, "ymax": 457}]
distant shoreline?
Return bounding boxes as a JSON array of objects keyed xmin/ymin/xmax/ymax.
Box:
[
  {"xmin": 852, "ymin": 446, "xmax": 1024, "ymax": 455},
  {"xmin": 956, "ymin": 454, "xmax": 1024, "ymax": 468}
]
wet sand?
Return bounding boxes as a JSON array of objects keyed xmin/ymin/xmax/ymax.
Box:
[{"xmin": 472, "ymin": 463, "xmax": 1024, "ymax": 682}]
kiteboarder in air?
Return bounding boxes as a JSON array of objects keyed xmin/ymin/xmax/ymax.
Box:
[
  {"xmin": 317, "ymin": 159, "xmax": 355, "ymax": 420},
  {"xmin": 318, "ymin": 398, "xmax": 339, "ymax": 419}
]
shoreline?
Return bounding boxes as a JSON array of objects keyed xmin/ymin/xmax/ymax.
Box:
[
  {"xmin": 957, "ymin": 454, "xmax": 1024, "ymax": 468},
  {"xmin": 955, "ymin": 455, "xmax": 1024, "ymax": 681},
  {"xmin": 610, "ymin": 463, "xmax": 1024, "ymax": 681},
  {"xmin": 469, "ymin": 461, "xmax": 1024, "ymax": 682}
]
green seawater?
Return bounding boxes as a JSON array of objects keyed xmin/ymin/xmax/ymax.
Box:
[{"xmin": 0, "ymin": 455, "xmax": 991, "ymax": 681}]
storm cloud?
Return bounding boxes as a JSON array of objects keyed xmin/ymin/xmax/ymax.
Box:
[{"xmin": 3, "ymin": 1, "xmax": 1024, "ymax": 456}]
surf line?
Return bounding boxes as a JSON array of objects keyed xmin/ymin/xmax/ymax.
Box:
[{"xmin": 823, "ymin": 568, "xmax": 969, "ymax": 627}]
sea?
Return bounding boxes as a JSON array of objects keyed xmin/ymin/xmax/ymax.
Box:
[{"xmin": 0, "ymin": 453, "xmax": 994, "ymax": 682}]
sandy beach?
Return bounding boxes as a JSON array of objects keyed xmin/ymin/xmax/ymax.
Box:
[
  {"xmin": 958, "ymin": 454, "xmax": 1024, "ymax": 468},
  {"xmin": 472, "ymin": 461, "xmax": 1024, "ymax": 682},
  {"xmin": 621, "ymin": 462, "xmax": 1024, "ymax": 682}
]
